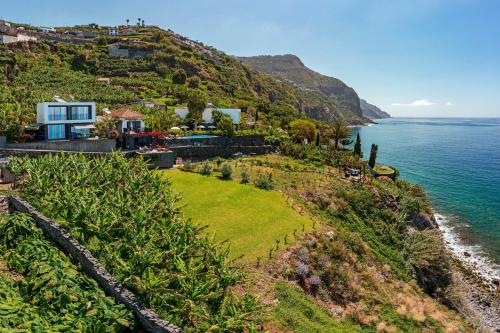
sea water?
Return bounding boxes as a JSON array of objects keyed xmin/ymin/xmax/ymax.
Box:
[{"xmin": 350, "ymin": 118, "xmax": 500, "ymax": 283}]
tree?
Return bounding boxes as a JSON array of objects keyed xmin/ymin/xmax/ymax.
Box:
[
  {"xmin": 211, "ymin": 109, "xmax": 224, "ymax": 127},
  {"xmin": 146, "ymin": 107, "xmax": 180, "ymax": 132},
  {"xmin": 172, "ymin": 68, "xmax": 187, "ymax": 84},
  {"xmin": 289, "ymin": 119, "xmax": 316, "ymax": 143},
  {"xmin": 218, "ymin": 115, "xmax": 235, "ymax": 136},
  {"xmin": 186, "ymin": 91, "xmax": 206, "ymax": 130},
  {"xmin": 354, "ymin": 133, "xmax": 362, "ymax": 158},
  {"xmin": 315, "ymin": 131, "xmax": 320, "ymax": 146},
  {"xmin": 368, "ymin": 143, "xmax": 378, "ymax": 168},
  {"xmin": 331, "ymin": 119, "xmax": 351, "ymax": 150},
  {"xmin": 126, "ymin": 19, "xmax": 130, "ymax": 26}
]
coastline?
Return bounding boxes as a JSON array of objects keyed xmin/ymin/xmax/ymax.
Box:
[
  {"xmin": 434, "ymin": 212, "xmax": 500, "ymax": 332},
  {"xmin": 434, "ymin": 213, "xmax": 499, "ymax": 290}
]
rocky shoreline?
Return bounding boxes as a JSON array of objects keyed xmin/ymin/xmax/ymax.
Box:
[
  {"xmin": 449, "ymin": 261, "xmax": 499, "ymax": 333},
  {"xmin": 430, "ymin": 214, "xmax": 500, "ymax": 332}
]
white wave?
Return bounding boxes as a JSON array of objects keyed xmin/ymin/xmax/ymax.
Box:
[{"xmin": 434, "ymin": 213, "xmax": 499, "ymax": 287}]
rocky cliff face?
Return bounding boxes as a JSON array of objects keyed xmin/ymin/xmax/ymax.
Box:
[
  {"xmin": 360, "ymin": 99, "xmax": 390, "ymax": 119},
  {"xmin": 239, "ymin": 54, "xmax": 369, "ymax": 124}
]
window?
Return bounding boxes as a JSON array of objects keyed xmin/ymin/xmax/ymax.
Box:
[
  {"xmin": 71, "ymin": 127, "xmax": 92, "ymax": 138},
  {"xmin": 48, "ymin": 106, "xmax": 67, "ymax": 121},
  {"xmin": 47, "ymin": 124, "xmax": 66, "ymax": 140},
  {"xmin": 70, "ymin": 106, "xmax": 90, "ymax": 120}
]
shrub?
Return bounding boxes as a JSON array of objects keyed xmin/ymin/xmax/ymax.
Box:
[
  {"xmin": 187, "ymin": 75, "xmax": 201, "ymax": 88},
  {"xmin": 403, "ymin": 229, "xmax": 452, "ymax": 297},
  {"xmin": 172, "ymin": 68, "xmax": 187, "ymax": 84},
  {"xmin": 181, "ymin": 162, "xmax": 195, "ymax": 171},
  {"xmin": 255, "ymin": 173, "xmax": 274, "ymax": 190},
  {"xmin": 200, "ymin": 162, "xmax": 212, "ymax": 175},
  {"xmin": 240, "ymin": 171, "xmax": 250, "ymax": 184},
  {"xmin": 221, "ymin": 163, "xmax": 232, "ymax": 180}
]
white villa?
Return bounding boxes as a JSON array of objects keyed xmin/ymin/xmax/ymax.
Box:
[
  {"xmin": 174, "ymin": 107, "xmax": 241, "ymax": 125},
  {"xmin": 37, "ymin": 100, "xmax": 96, "ymax": 140}
]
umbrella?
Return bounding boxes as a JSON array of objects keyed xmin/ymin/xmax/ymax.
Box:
[
  {"xmin": 208, "ymin": 125, "xmax": 216, "ymax": 129},
  {"xmin": 170, "ymin": 126, "xmax": 181, "ymax": 130},
  {"xmin": 197, "ymin": 125, "xmax": 206, "ymax": 129},
  {"xmin": 180, "ymin": 125, "xmax": 189, "ymax": 130}
]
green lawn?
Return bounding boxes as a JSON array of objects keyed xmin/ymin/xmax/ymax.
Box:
[
  {"xmin": 165, "ymin": 169, "xmax": 312, "ymax": 262},
  {"xmin": 373, "ymin": 165, "xmax": 394, "ymax": 175}
]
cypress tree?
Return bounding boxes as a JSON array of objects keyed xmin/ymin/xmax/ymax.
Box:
[
  {"xmin": 315, "ymin": 131, "xmax": 320, "ymax": 146},
  {"xmin": 354, "ymin": 133, "xmax": 362, "ymax": 158},
  {"xmin": 368, "ymin": 144, "xmax": 378, "ymax": 168}
]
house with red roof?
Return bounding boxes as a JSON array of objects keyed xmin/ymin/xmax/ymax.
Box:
[{"xmin": 105, "ymin": 109, "xmax": 145, "ymax": 134}]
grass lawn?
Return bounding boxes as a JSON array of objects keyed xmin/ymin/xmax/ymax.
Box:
[
  {"xmin": 373, "ymin": 165, "xmax": 394, "ymax": 175},
  {"xmin": 165, "ymin": 169, "xmax": 313, "ymax": 263}
]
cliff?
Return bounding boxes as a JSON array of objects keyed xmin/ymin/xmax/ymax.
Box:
[
  {"xmin": 239, "ymin": 54, "xmax": 371, "ymax": 124},
  {"xmin": 360, "ymin": 98, "xmax": 390, "ymax": 119}
]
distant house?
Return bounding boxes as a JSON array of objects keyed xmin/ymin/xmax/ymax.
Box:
[
  {"xmin": 38, "ymin": 26, "xmax": 56, "ymax": 33},
  {"xmin": 37, "ymin": 100, "xmax": 96, "ymax": 140},
  {"xmin": 105, "ymin": 109, "xmax": 145, "ymax": 134},
  {"xmin": 0, "ymin": 31, "xmax": 18, "ymax": 44},
  {"xmin": 175, "ymin": 107, "xmax": 241, "ymax": 125},
  {"xmin": 108, "ymin": 27, "xmax": 118, "ymax": 36},
  {"xmin": 0, "ymin": 29, "xmax": 37, "ymax": 44}
]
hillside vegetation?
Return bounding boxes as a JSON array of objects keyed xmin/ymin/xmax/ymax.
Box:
[
  {"xmin": 0, "ymin": 23, "xmax": 369, "ymax": 141},
  {"xmin": 171, "ymin": 155, "xmax": 472, "ymax": 332}
]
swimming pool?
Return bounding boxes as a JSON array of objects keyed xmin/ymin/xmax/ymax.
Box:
[{"xmin": 180, "ymin": 135, "xmax": 217, "ymax": 139}]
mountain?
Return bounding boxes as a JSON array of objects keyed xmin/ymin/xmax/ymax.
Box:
[
  {"xmin": 239, "ymin": 54, "xmax": 371, "ymax": 124},
  {"xmin": 360, "ymin": 99, "xmax": 390, "ymax": 119}
]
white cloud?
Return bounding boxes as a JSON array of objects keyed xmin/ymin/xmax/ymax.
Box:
[
  {"xmin": 390, "ymin": 99, "xmax": 436, "ymax": 107},
  {"xmin": 445, "ymin": 101, "xmax": 454, "ymax": 106}
]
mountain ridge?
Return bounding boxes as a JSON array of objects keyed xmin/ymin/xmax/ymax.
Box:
[{"xmin": 238, "ymin": 54, "xmax": 389, "ymax": 121}]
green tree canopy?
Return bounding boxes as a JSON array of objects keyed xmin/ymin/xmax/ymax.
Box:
[
  {"xmin": 186, "ymin": 91, "xmax": 206, "ymax": 129},
  {"xmin": 289, "ymin": 119, "xmax": 316, "ymax": 143}
]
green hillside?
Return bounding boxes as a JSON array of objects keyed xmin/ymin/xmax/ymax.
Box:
[{"xmin": 0, "ymin": 23, "xmax": 368, "ymax": 141}]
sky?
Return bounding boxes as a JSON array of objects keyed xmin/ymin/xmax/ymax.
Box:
[{"xmin": 2, "ymin": 0, "xmax": 500, "ymax": 117}]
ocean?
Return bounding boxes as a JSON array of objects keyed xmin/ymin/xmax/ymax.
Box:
[{"xmin": 350, "ymin": 118, "xmax": 500, "ymax": 283}]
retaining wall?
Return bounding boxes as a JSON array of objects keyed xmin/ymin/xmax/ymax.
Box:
[
  {"xmin": 171, "ymin": 145, "xmax": 274, "ymax": 161},
  {"xmin": 6, "ymin": 139, "xmax": 116, "ymax": 153},
  {"xmin": 6, "ymin": 195, "xmax": 182, "ymax": 333},
  {"xmin": 165, "ymin": 135, "xmax": 266, "ymax": 147}
]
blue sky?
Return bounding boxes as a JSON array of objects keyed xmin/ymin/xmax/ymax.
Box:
[{"xmin": 3, "ymin": 0, "xmax": 500, "ymax": 117}]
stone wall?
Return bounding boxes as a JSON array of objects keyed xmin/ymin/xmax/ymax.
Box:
[
  {"xmin": 0, "ymin": 196, "xmax": 10, "ymax": 213},
  {"xmin": 165, "ymin": 135, "xmax": 266, "ymax": 147},
  {"xmin": 171, "ymin": 145, "xmax": 274, "ymax": 161},
  {"xmin": 6, "ymin": 139, "xmax": 116, "ymax": 153},
  {"xmin": 7, "ymin": 196, "xmax": 182, "ymax": 333}
]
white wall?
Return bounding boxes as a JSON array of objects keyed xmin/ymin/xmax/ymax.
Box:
[
  {"xmin": 0, "ymin": 34, "xmax": 18, "ymax": 44},
  {"xmin": 37, "ymin": 102, "xmax": 96, "ymax": 124},
  {"xmin": 175, "ymin": 107, "xmax": 241, "ymax": 124}
]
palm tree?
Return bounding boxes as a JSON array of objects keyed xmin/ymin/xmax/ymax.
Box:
[
  {"xmin": 331, "ymin": 119, "xmax": 351, "ymax": 150},
  {"xmin": 126, "ymin": 19, "xmax": 129, "ymax": 26}
]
